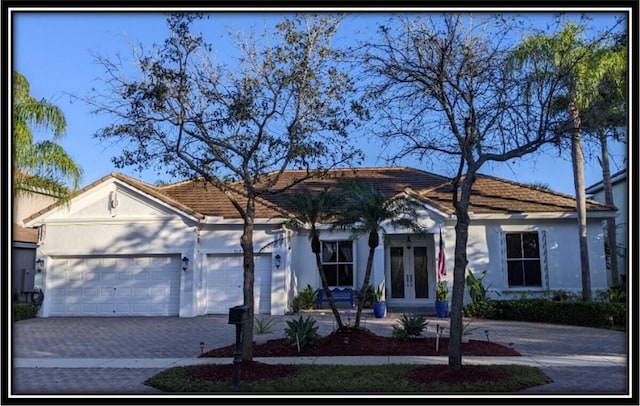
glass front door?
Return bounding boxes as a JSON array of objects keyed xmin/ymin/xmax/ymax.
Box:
[{"xmin": 389, "ymin": 244, "xmax": 430, "ymax": 303}]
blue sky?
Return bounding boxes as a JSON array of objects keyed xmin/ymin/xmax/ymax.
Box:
[{"xmin": 10, "ymin": 8, "xmax": 628, "ymax": 195}]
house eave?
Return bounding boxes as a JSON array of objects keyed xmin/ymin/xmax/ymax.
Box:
[
  {"xmin": 201, "ymin": 216, "xmax": 287, "ymax": 225},
  {"xmin": 468, "ymin": 211, "xmax": 617, "ymax": 220}
]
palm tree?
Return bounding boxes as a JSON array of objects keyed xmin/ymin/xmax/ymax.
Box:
[
  {"xmin": 580, "ymin": 35, "xmax": 627, "ymax": 286},
  {"xmin": 336, "ymin": 180, "xmax": 424, "ymax": 328},
  {"xmin": 284, "ymin": 187, "xmax": 346, "ymax": 330},
  {"xmin": 515, "ymin": 20, "xmax": 623, "ymax": 301},
  {"xmin": 13, "ymin": 71, "xmax": 82, "ymax": 201}
]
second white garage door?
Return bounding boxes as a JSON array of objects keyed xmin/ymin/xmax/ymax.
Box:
[{"xmin": 205, "ymin": 254, "xmax": 272, "ymax": 314}]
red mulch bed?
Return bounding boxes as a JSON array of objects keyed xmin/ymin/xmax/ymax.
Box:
[
  {"xmin": 201, "ymin": 328, "xmax": 520, "ymax": 358},
  {"xmin": 188, "ymin": 330, "xmax": 520, "ymax": 387}
]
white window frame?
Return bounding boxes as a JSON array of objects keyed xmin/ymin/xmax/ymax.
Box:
[
  {"xmin": 320, "ymin": 240, "xmax": 355, "ymax": 288},
  {"xmin": 500, "ymin": 227, "xmax": 548, "ymax": 292}
]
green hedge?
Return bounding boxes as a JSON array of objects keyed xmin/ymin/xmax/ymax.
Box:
[
  {"xmin": 463, "ymin": 299, "xmax": 626, "ymax": 329},
  {"xmin": 13, "ymin": 302, "xmax": 38, "ymax": 322}
]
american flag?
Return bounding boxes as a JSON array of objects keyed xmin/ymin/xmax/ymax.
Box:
[{"xmin": 437, "ymin": 229, "xmax": 446, "ymax": 281}]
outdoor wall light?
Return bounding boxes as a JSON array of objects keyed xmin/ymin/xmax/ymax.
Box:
[
  {"xmin": 182, "ymin": 256, "xmax": 189, "ymax": 272},
  {"xmin": 406, "ymin": 236, "xmax": 412, "ymax": 249},
  {"xmin": 274, "ymin": 254, "xmax": 281, "ymax": 269},
  {"xmin": 35, "ymin": 258, "xmax": 44, "ymax": 273}
]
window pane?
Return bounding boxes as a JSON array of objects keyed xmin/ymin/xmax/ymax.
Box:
[
  {"xmin": 323, "ymin": 265, "xmax": 337, "ymax": 286},
  {"xmin": 507, "ymin": 261, "xmax": 524, "ymax": 286},
  {"xmin": 390, "ymin": 247, "xmax": 405, "ymax": 298},
  {"xmin": 338, "ymin": 242, "xmax": 353, "ymax": 262},
  {"xmin": 522, "ymin": 233, "xmax": 540, "ymax": 258},
  {"xmin": 414, "ymin": 247, "xmax": 429, "ymax": 298},
  {"xmin": 523, "ymin": 260, "xmax": 542, "ymax": 286},
  {"xmin": 322, "ymin": 241, "xmax": 336, "ymax": 263},
  {"xmin": 506, "ymin": 234, "xmax": 522, "ymax": 258},
  {"xmin": 337, "ymin": 264, "xmax": 353, "ymax": 287}
]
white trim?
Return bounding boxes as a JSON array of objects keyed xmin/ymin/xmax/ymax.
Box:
[
  {"xmin": 200, "ymin": 217, "xmax": 287, "ymax": 225},
  {"xmin": 12, "ymin": 242, "xmax": 38, "ymax": 249},
  {"xmin": 27, "ymin": 217, "xmax": 187, "ymax": 225},
  {"xmin": 471, "ymin": 211, "xmax": 616, "ymax": 220},
  {"xmin": 500, "ymin": 228, "xmax": 546, "ymax": 290}
]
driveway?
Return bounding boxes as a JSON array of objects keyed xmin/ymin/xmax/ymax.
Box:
[{"xmin": 9, "ymin": 312, "xmax": 630, "ymax": 397}]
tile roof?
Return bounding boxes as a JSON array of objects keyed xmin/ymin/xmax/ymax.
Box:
[
  {"xmin": 13, "ymin": 223, "xmax": 38, "ymax": 243},
  {"xmin": 24, "ymin": 167, "xmax": 615, "ymax": 223},
  {"xmin": 417, "ymin": 174, "xmax": 615, "ymax": 215}
]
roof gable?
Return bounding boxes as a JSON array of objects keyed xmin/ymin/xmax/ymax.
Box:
[{"xmin": 24, "ymin": 172, "xmax": 203, "ymax": 226}]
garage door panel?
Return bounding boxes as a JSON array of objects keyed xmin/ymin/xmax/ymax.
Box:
[
  {"xmin": 47, "ymin": 255, "xmax": 181, "ymax": 316},
  {"xmin": 206, "ymin": 254, "xmax": 271, "ymax": 315}
]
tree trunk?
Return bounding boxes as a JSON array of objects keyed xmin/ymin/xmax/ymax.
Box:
[
  {"xmin": 241, "ymin": 199, "xmax": 256, "ymax": 360},
  {"xmin": 313, "ymin": 235, "xmax": 345, "ymax": 329},
  {"xmin": 354, "ymin": 236, "xmax": 377, "ymax": 328},
  {"xmin": 448, "ymin": 175, "xmax": 474, "ymax": 369},
  {"xmin": 570, "ymin": 98, "xmax": 592, "ymax": 301},
  {"xmin": 599, "ymin": 130, "xmax": 619, "ymax": 285}
]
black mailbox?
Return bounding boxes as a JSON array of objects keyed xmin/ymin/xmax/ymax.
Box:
[{"xmin": 228, "ymin": 305, "xmax": 249, "ymax": 324}]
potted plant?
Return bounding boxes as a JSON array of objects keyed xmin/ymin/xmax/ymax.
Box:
[
  {"xmin": 435, "ymin": 280, "xmax": 449, "ymax": 318},
  {"xmin": 373, "ymin": 282, "xmax": 387, "ymax": 318}
]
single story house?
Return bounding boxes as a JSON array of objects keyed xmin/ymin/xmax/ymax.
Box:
[{"xmin": 22, "ymin": 167, "xmax": 615, "ymax": 317}]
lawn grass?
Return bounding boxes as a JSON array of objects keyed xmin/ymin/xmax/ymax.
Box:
[{"xmin": 145, "ymin": 364, "xmax": 551, "ymax": 393}]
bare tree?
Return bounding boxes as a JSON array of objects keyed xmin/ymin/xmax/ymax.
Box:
[
  {"xmin": 358, "ymin": 14, "xmax": 563, "ymax": 368},
  {"xmin": 86, "ymin": 13, "xmax": 363, "ymax": 360}
]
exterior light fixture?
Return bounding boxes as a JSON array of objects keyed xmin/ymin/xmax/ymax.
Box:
[
  {"xmin": 35, "ymin": 258, "xmax": 45, "ymax": 273},
  {"xmin": 274, "ymin": 254, "xmax": 281, "ymax": 269},
  {"xmin": 406, "ymin": 236, "xmax": 412, "ymax": 249},
  {"xmin": 181, "ymin": 256, "xmax": 189, "ymax": 272}
]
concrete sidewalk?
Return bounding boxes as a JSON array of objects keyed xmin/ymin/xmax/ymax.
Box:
[{"xmin": 13, "ymin": 353, "xmax": 627, "ymax": 368}]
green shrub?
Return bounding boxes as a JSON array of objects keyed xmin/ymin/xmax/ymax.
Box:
[
  {"xmin": 284, "ymin": 315, "xmax": 321, "ymax": 351},
  {"xmin": 14, "ymin": 302, "xmax": 37, "ymax": 321},
  {"xmin": 391, "ymin": 326, "xmax": 409, "ymax": 340},
  {"xmin": 356, "ymin": 285, "xmax": 375, "ymax": 308},
  {"xmin": 292, "ymin": 285, "xmax": 318, "ymax": 312},
  {"xmin": 466, "ymin": 269, "xmax": 492, "ymax": 303},
  {"xmin": 396, "ymin": 313, "xmax": 428, "ymax": 337},
  {"xmin": 254, "ymin": 317, "xmax": 274, "ymax": 335},
  {"xmin": 463, "ymin": 299, "xmax": 626, "ymax": 329}
]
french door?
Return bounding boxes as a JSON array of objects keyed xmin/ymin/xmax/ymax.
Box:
[{"xmin": 388, "ymin": 244, "xmax": 430, "ymax": 304}]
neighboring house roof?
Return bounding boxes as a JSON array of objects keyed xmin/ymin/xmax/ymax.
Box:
[
  {"xmin": 13, "ymin": 223, "xmax": 38, "ymax": 244},
  {"xmin": 585, "ymin": 169, "xmax": 627, "ymax": 195},
  {"xmin": 23, "ymin": 167, "xmax": 616, "ymax": 224}
]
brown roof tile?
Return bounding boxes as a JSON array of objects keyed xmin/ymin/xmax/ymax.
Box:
[
  {"xmin": 418, "ymin": 174, "xmax": 615, "ymax": 214},
  {"xmin": 24, "ymin": 168, "xmax": 616, "ymax": 223},
  {"xmin": 13, "ymin": 223, "xmax": 38, "ymax": 243}
]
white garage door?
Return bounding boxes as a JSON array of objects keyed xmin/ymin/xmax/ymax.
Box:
[
  {"xmin": 206, "ymin": 254, "xmax": 272, "ymax": 314},
  {"xmin": 47, "ymin": 255, "xmax": 181, "ymax": 316}
]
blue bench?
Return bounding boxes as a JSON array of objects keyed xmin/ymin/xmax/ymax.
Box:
[{"xmin": 316, "ymin": 287, "xmax": 354, "ymax": 309}]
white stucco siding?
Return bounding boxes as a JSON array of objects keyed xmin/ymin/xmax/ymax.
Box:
[
  {"xmin": 474, "ymin": 219, "xmax": 609, "ymax": 301},
  {"xmin": 38, "ymin": 221, "xmax": 194, "ymax": 256},
  {"xmin": 289, "ymin": 232, "xmax": 319, "ymax": 292}
]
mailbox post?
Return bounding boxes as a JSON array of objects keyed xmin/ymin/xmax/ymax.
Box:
[{"xmin": 228, "ymin": 305, "xmax": 249, "ymax": 387}]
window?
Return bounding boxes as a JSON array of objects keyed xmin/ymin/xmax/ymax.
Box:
[
  {"xmin": 321, "ymin": 241, "xmax": 353, "ymax": 287},
  {"xmin": 505, "ymin": 232, "xmax": 542, "ymax": 287}
]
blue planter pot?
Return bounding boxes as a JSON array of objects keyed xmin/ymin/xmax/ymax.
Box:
[
  {"xmin": 373, "ymin": 301, "xmax": 387, "ymax": 318},
  {"xmin": 435, "ymin": 300, "xmax": 449, "ymax": 318}
]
